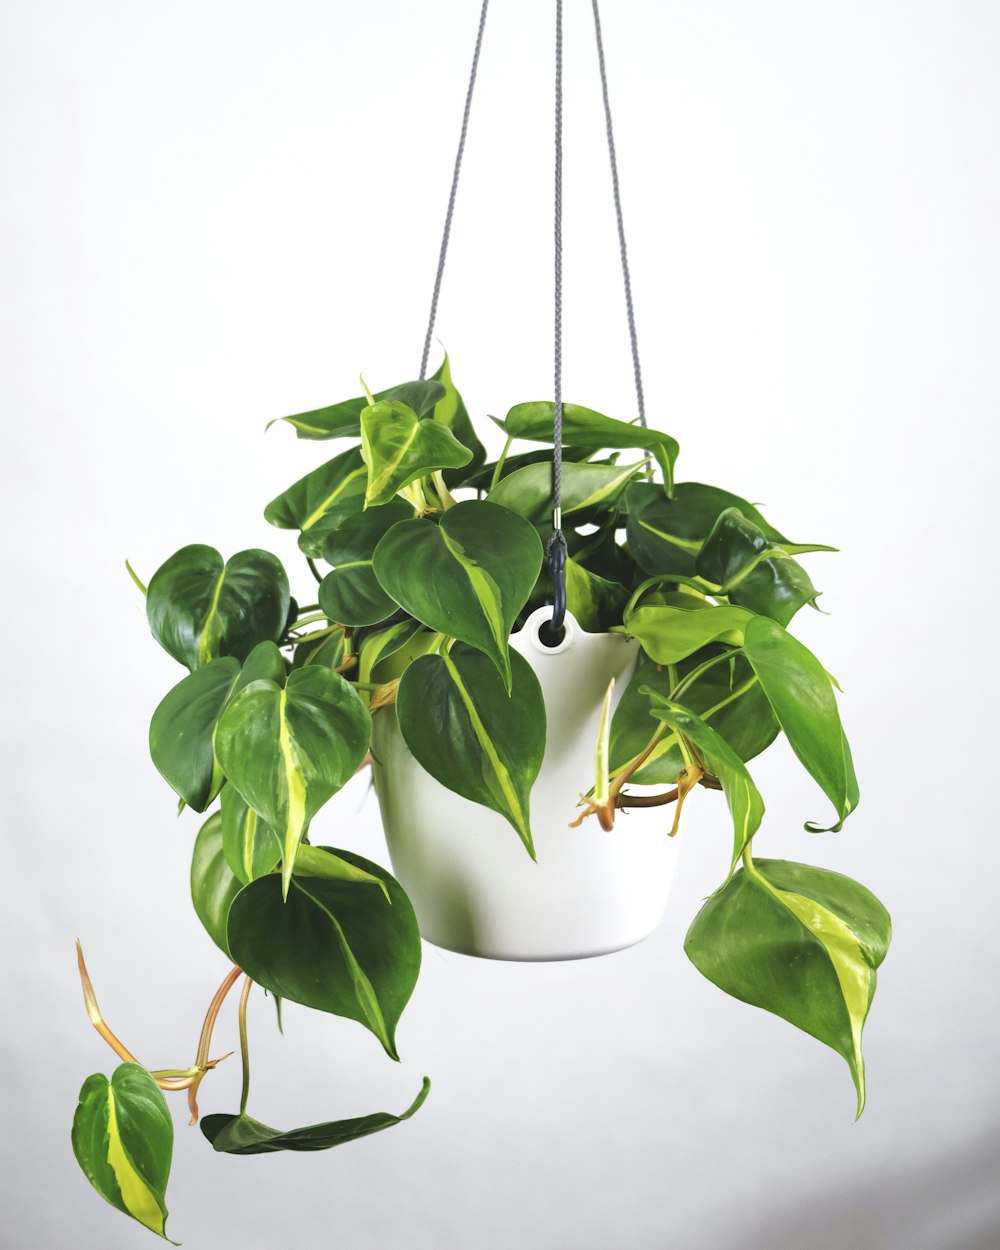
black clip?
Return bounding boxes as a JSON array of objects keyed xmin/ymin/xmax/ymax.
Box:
[{"xmin": 544, "ymin": 529, "xmax": 568, "ymax": 640}]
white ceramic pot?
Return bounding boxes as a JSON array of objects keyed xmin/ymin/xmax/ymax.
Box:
[{"xmin": 371, "ymin": 607, "xmax": 684, "ymax": 961}]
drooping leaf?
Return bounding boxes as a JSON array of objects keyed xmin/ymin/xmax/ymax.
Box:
[
  {"xmin": 201, "ymin": 1077, "xmax": 430, "ymax": 1154},
  {"xmin": 431, "ymin": 354, "xmax": 486, "ymax": 486},
  {"xmin": 487, "ymin": 459, "xmax": 647, "ymax": 527},
  {"xmin": 227, "ymin": 850, "xmax": 421, "ymax": 1059},
  {"xmin": 372, "ymin": 501, "xmax": 543, "ymax": 690},
  {"xmin": 460, "ymin": 445, "xmax": 596, "ymax": 492},
  {"xmin": 356, "ymin": 617, "xmax": 425, "ymax": 685},
  {"xmin": 564, "ymin": 557, "xmax": 628, "ymax": 632},
  {"xmin": 684, "ymin": 858, "xmax": 891, "ymax": 1117},
  {"xmin": 263, "ymin": 446, "xmax": 367, "ymax": 557},
  {"xmin": 293, "ymin": 844, "xmax": 389, "ymax": 901},
  {"xmin": 697, "ymin": 508, "xmax": 821, "ymax": 625},
  {"xmin": 291, "ymin": 626, "xmax": 351, "ymax": 672},
  {"xmin": 146, "ymin": 546, "xmax": 289, "ymax": 671},
  {"xmin": 360, "ymin": 399, "xmax": 472, "ymax": 507},
  {"xmin": 742, "ymin": 616, "xmax": 859, "ymax": 831},
  {"xmin": 642, "ymin": 692, "xmax": 764, "ymax": 872},
  {"xmin": 220, "ymin": 786, "xmax": 280, "ymax": 885},
  {"xmin": 148, "ymin": 642, "xmax": 287, "ymax": 811},
  {"xmin": 609, "ymin": 650, "xmax": 779, "ymax": 785},
  {"xmin": 617, "ymin": 602, "xmax": 752, "ymax": 665},
  {"xmin": 72, "ymin": 1063, "xmax": 174, "ymax": 1240},
  {"xmin": 214, "ymin": 667, "xmax": 372, "ymax": 897},
  {"xmin": 191, "ymin": 811, "xmax": 243, "ymax": 957},
  {"xmin": 395, "ymin": 645, "xmax": 546, "ymax": 856},
  {"xmin": 319, "ymin": 500, "xmax": 412, "ymax": 626},
  {"xmin": 504, "ymin": 401, "xmax": 679, "ymax": 494},
  {"xmin": 268, "ymin": 380, "xmax": 446, "ymax": 440},
  {"xmin": 625, "ymin": 481, "xmax": 796, "ymax": 577}
]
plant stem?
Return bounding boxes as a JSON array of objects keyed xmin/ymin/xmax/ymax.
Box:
[
  {"xmin": 622, "ymin": 573, "xmax": 719, "ymax": 618},
  {"xmin": 669, "ymin": 648, "xmax": 743, "ymax": 703},
  {"xmin": 124, "ymin": 559, "xmax": 147, "ymax": 596},
  {"xmin": 289, "ymin": 612, "xmax": 327, "ymax": 631},
  {"xmin": 432, "ymin": 470, "xmax": 457, "ymax": 509},
  {"xmin": 306, "ymin": 557, "xmax": 323, "ymax": 585},
  {"xmin": 488, "ymin": 436, "xmax": 514, "ymax": 492},
  {"xmin": 296, "ymin": 602, "xmax": 320, "ymax": 613},
  {"xmin": 238, "ymin": 976, "xmax": 253, "ymax": 1117}
]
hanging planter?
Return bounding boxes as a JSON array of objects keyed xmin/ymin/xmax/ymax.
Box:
[{"xmin": 70, "ymin": 0, "xmax": 891, "ymax": 1241}]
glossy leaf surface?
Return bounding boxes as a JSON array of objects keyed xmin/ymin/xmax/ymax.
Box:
[
  {"xmin": 215, "ymin": 667, "xmax": 372, "ymax": 896},
  {"xmin": 618, "ymin": 602, "xmax": 752, "ymax": 665},
  {"xmin": 564, "ymin": 557, "xmax": 628, "ymax": 633},
  {"xmin": 220, "ymin": 786, "xmax": 280, "ymax": 885},
  {"xmin": 227, "ymin": 850, "xmax": 421, "ymax": 1058},
  {"xmin": 487, "ymin": 459, "xmax": 645, "ymax": 526},
  {"xmin": 431, "ymin": 354, "xmax": 486, "ymax": 486},
  {"xmin": 685, "ymin": 858, "xmax": 891, "ymax": 1116},
  {"xmin": 396, "ymin": 645, "xmax": 546, "ymax": 856},
  {"xmin": 356, "ymin": 617, "xmax": 425, "ymax": 685},
  {"xmin": 504, "ymin": 401, "xmax": 679, "ymax": 493},
  {"xmin": 269, "ymin": 380, "xmax": 445, "ymax": 440},
  {"xmin": 743, "ymin": 617, "xmax": 859, "ymax": 831},
  {"xmin": 190, "ymin": 812, "xmax": 242, "ymax": 957},
  {"xmin": 643, "ymin": 692, "xmax": 764, "ymax": 871},
  {"xmin": 72, "ymin": 1063, "xmax": 173, "ymax": 1240},
  {"xmin": 146, "ymin": 546, "xmax": 289, "ymax": 671},
  {"xmin": 319, "ymin": 500, "xmax": 412, "ymax": 626},
  {"xmin": 202, "ymin": 1077, "xmax": 430, "ymax": 1154},
  {"xmin": 697, "ymin": 508, "xmax": 820, "ymax": 625},
  {"xmin": 372, "ymin": 501, "xmax": 543, "ymax": 690},
  {"xmin": 360, "ymin": 399, "xmax": 472, "ymax": 507},
  {"xmin": 263, "ymin": 446, "xmax": 367, "ymax": 557}
]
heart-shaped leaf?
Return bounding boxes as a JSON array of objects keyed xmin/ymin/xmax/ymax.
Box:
[
  {"xmin": 642, "ymin": 692, "xmax": 764, "ymax": 873},
  {"xmin": 360, "ymin": 399, "xmax": 473, "ymax": 507},
  {"xmin": 372, "ymin": 501, "xmax": 543, "ymax": 690},
  {"xmin": 609, "ymin": 650, "xmax": 778, "ymax": 785},
  {"xmin": 431, "ymin": 354, "xmax": 486, "ymax": 486},
  {"xmin": 149, "ymin": 642, "xmax": 287, "ymax": 812},
  {"xmin": 742, "ymin": 616, "xmax": 858, "ymax": 831},
  {"xmin": 395, "ymin": 644, "xmax": 546, "ymax": 856},
  {"xmin": 564, "ymin": 557, "xmax": 628, "ymax": 632},
  {"xmin": 201, "ymin": 1077, "xmax": 430, "ymax": 1154},
  {"xmin": 616, "ymin": 602, "xmax": 753, "ymax": 666},
  {"xmin": 72, "ymin": 1063, "xmax": 174, "ymax": 1240},
  {"xmin": 685, "ymin": 857, "xmax": 891, "ymax": 1117},
  {"xmin": 291, "ymin": 626, "xmax": 351, "ymax": 672},
  {"xmin": 226, "ymin": 850, "xmax": 421, "ymax": 1059},
  {"xmin": 487, "ymin": 459, "xmax": 646, "ymax": 526},
  {"xmin": 264, "ymin": 446, "xmax": 367, "ymax": 557},
  {"xmin": 504, "ymin": 401, "xmax": 679, "ymax": 494},
  {"xmin": 319, "ymin": 500, "xmax": 412, "ymax": 626},
  {"xmin": 697, "ymin": 508, "xmax": 820, "ymax": 625},
  {"xmin": 215, "ymin": 667, "xmax": 372, "ymax": 897},
  {"xmin": 268, "ymin": 380, "xmax": 446, "ymax": 440},
  {"xmin": 220, "ymin": 786, "xmax": 280, "ymax": 885},
  {"xmin": 356, "ymin": 617, "xmax": 425, "ymax": 685},
  {"xmin": 190, "ymin": 811, "xmax": 243, "ymax": 957},
  {"xmin": 146, "ymin": 546, "xmax": 289, "ymax": 671}
]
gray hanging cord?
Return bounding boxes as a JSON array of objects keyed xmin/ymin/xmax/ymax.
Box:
[
  {"xmin": 418, "ymin": 0, "xmax": 490, "ymax": 382},
  {"xmin": 591, "ymin": 0, "xmax": 646, "ymax": 427},
  {"xmin": 546, "ymin": 0, "xmax": 568, "ymax": 636}
]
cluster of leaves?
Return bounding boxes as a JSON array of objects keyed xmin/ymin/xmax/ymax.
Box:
[{"xmin": 74, "ymin": 356, "xmax": 889, "ymax": 1239}]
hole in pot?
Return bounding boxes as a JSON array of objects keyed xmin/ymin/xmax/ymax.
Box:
[{"xmin": 536, "ymin": 620, "xmax": 567, "ymax": 648}]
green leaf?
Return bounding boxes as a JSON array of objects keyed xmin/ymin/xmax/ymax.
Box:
[
  {"xmin": 319, "ymin": 500, "xmax": 412, "ymax": 626},
  {"xmin": 395, "ymin": 645, "xmax": 546, "ymax": 856},
  {"xmin": 214, "ymin": 667, "xmax": 372, "ymax": 898},
  {"xmin": 146, "ymin": 546, "xmax": 290, "ymax": 671},
  {"xmin": 743, "ymin": 616, "xmax": 859, "ymax": 831},
  {"xmin": 268, "ymin": 381, "xmax": 446, "ymax": 440},
  {"xmin": 191, "ymin": 811, "xmax": 243, "ymax": 957},
  {"xmin": 148, "ymin": 643, "xmax": 287, "ymax": 811},
  {"xmin": 360, "ymin": 399, "xmax": 472, "ymax": 507},
  {"xmin": 697, "ymin": 508, "xmax": 820, "ymax": 625},
  {"xmin": 72, "ymin": 1063, "xmax": 174, "ymax": 1240},
  {"xmin": 685, "ymin": 858, "xmax": 891, "ymax": 1117},
  {"xmin": 220, "ymin": 786, "xmax": 281, "ymax": 885},
  {"xmin": 617, "ymin": 602, "xmax": 752, "ymax": 665},
  {"xmin": 430, "ymin": 354, "xmax": 486, "ymax": 486},
  {"xmin": 201, "ymin": 1077, "xmax": 430, "ymax": 1154},
  {"xmin": 263, "ymin": 446, "xmax": 368, "ymax": 557},
  {"xmin": 487, "ymin": 459, "xmax": 647, "ymax": 526},
  {"xmin": 356, "ymin": 617, "xmax": 425, "ymax": 685},
  {"xmin": 609, "ymin": 650, "xmax": 779, "ymax": 785},
  {"xmin": 227, "ymin": 850, "xmax": 421, "ymax": 1059},
  {"xmin": 625, "ymin": 481, "xmax": 795, "ymax": 577},
  {"xmin": 372, "ymin": 500, "xmax": 543, "ymax": 690},
  {"xmin": 642, "ymin": 692, "xmax": 764, "ymax": 873},
  {"xmin": 564, "ymin": 557, "xmax": 628, "ymax": 632},
  {"xmin": 291, "ymin": 626, "xmax": 351, "ymax": 672},
  {"xmin": 460, "ymin": 445, "xmax": 596, "ymax": 491},
  {"xmin": 293, "ymin": 844, "xmax": 390, "ymax": 902},
  {"xmin": 504, "ymin": 401, "xmax": 679, "ymax": 494}
]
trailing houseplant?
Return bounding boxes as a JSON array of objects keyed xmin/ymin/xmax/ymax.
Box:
[{"xmin": 73, "ymin": 358, "xmax": 890, "ymax": 1239}]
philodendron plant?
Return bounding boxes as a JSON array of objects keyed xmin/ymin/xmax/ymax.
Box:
[{"xmin": 73, "ymin": 356, "xmax": 890, "ymax": 1239}]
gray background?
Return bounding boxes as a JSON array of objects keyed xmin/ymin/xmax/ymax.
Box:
[{"xmin": 3, "ymin": 1, "xmax": 998, "ymax": 1247}]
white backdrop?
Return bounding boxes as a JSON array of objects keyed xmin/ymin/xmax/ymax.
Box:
[{"xmin": 3, "ymin": 2, "xmax": 999, "ymax": 1247}]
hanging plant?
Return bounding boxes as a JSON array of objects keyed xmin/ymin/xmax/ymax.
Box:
[{"xmin": 71, "ymin": 0, "xmax": 890, "ymax": 1238}]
